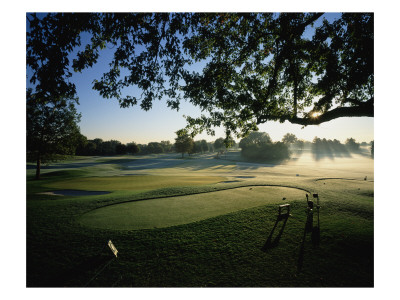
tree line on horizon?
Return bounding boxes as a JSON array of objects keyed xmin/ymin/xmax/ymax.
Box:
[
  {"xmin": 310, "ymin": 137, "xmax": 374, "ymax": 161},
  {"xmin": 236, "ymin": 131, "xmax": 374, "ymax": 162},
  {"xmin": 72, "ymin": 134, "xmax": 237, "ymax": 157},
  {"xmin": 27, "ymin": 111, "xmax": 373, "ymax": 179},
  {"xmin": 74, "ymin": 133, "xmax": 372, "ymax": 157},
  {"xmin": 27, "ymin": 85, "xmax": 372, "ymax": 179}
]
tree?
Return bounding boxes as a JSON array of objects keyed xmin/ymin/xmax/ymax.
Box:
[
  {"xmin": 100, "ymin": 140, "xmax": 122, "ymax": 155},
  {"xmin": 127, "ymin": 142, "xmax": 140, "ymax": 154},
  {"xmin": 174, "ymin": 130, "xmax": 194, "ymax": 158},
  {"xmin": 345, "ymin": 137, "xmax": 360, "ymax": 152},
  {"xmin": 371, "ymin": 141, "xmax": 374, "ymax": 157},
  {"xmin": 92, "ymin": 138, "xmax": 104, "ymax": 155},
  {"xmin": 207, "ymin": 142, "xmax": 215, "ymax": 152},
  {"xmin": 137, "ymin": 144, "xmax": 147, "ymax": 154},
  {"xmin": 84, "ymin": 140, "xmax": 97, "ymax": 155},
  {"xmin": 312, "ymin": 137, "xmax": 322, "ymax": 153},
  {"xmin": 239, "ymin": 132, "xmax": 272, "ymax": 149},
  {"xmin": 27, "ymin": 13, "xmax": 373, "ymax": 141},
  {"xmin": 160, "ymin": 140, "xmax": 173, "ymax": 152},
  {"xmin": 192, "ymin": 141, "xmax": 203, "ymax": 154},
  {"xmin": 74, "ymin": 133, "xmax": 88, "ymax": 156},
  {"xmin": 115, "ymin": 143, "xmax": 128, "ymax": 155},
  {"xmin": 200, "ymin": 140, "xmax": 209, "ymax": 153},
  {"xmin": 213, "ymin": 138, "xmax": 226, "ymax": 152},
  {"xmin": 147, "ymin": 142, "xmax": 164, "ymax": 154},
  {"xmin": 184, "ymin": 13, "xmax": 373, "ymax": 137},
  {"xmin": 27, "ymin": 90, "xmax": 82, "ymax": 179},
  {"xmin": 239, "ymin": 131, "xmax": 289, "ymax": 161},
  {"xmin": 282, "ymin": 133, "xmax": 298, "ymax": 144},
  {"xmin": 295, "ymin": 139, "xmax": 305, "ymax": 150}
]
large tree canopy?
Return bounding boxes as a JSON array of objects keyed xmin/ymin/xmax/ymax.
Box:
[
  {"xmin": 27, "ymin": 12, "xmax": 373, "ymax": 141},
  {"xmin": 27, "ymin": 89, "xmax": 83, "ymax": 179},
  {"xmin": 174, "ymin": 130, "xmax": 194, "ymax": 158}
]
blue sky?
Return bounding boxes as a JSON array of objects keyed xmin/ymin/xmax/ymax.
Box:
[{"xmin": 27, "ymin": 12, "xmax": 374, "ymax": 144}]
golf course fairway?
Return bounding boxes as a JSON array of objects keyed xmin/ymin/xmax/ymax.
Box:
[
  {"xmin": 45, "ymin": 175, "xmax": 227, "ymax": 192},
  {"xmin": 79, "ymin": 186, "xmax": 307, "ymax": 230}
]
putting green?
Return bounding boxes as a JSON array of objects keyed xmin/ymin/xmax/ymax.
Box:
[
  {"xmin": 45, "ymin": 175, "xmax": 226, "ymax": 192},
  {"xmin": 79, "ymin": 186, "xmax": 307, "ymax": 230}
]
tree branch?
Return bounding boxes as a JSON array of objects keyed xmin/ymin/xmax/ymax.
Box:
[
  {"xmin": 257, "ymin": 98, "xmax": 374, "ymax": 126},
  {"xmin": 300, "ymin": 13, "xmax": 324, "ymax": 32}
]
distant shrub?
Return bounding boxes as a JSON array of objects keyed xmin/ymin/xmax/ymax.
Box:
[
  {"xmin": 371, "ymin": 141, "xmax": 374, "ymax": 157},
  {"xmin": 241, "ymin": 141, "xmax": 289, "ymax": 161},
  {"xmin": 345, "ymin": 138, "xmax": 360, "ymax": 152},
  {"xmin": 312, "ymin": 137, "xmax": 349, "ymax": 154}
]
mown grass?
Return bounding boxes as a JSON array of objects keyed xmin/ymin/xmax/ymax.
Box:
[
  {"xmin": 44, "ymin": 175, "xmax": 227, "ymax": 192},
  {"xmin": 79, "ymin": 186, "xmax": 308, "ymax": 230},
  {"xmin": 26, "ymin": 155, "xmax": 373, "ymax": 287}
]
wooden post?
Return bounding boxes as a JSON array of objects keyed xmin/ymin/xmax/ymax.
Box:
[{"xmin": 278, "ymin": 204, "xmax": 290, "ymax": 220}]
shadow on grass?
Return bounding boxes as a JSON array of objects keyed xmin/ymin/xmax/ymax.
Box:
[
  {"xmin": 261, "ymin": 213, "xmax": 289, "ymax": 251},
  {"xmin": 297, "ymin": 207, "xmax": 321, "ymax": 273},
  {"xmin": 48, "ymin": 253, "xmax": 115, "ymax": 287},
  {"xmin": 311, "ymin": 150, "xmax": 352, "ymax": 161},
  {"xmin": 27, "ymin": 157, "xmax": 138, "ymax": 171},
  {"xmin": 39, "ymin": 169, "xmax": 87, "ymax": 179},
  {"xmin": 27, "ymin": 162, "xmax": 102, "ymax": 170}
]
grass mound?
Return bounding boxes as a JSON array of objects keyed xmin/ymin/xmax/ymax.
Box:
[{"xmin": 79, "ymin": 186, "xmax": 307, "ymax": 230}]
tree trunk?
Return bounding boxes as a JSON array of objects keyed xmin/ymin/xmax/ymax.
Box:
[{"xmin": 35, "ymin": 155, "xmax": 41, "ymax": 180}]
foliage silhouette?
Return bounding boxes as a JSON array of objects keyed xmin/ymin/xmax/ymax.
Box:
[
  {"xmin": 26, "ymin": 90, "xmax": 83, "ymax": 179},
  {"xmin": 27, "ymin": 13, "xmax": 374, "ymax": 142},
  {"xmin": 311, "ymin": 137, "xmax": 351, "ymax": 160},
  {"xmin": 239, "ymin": 131, "xmax": 289, "ymax": 162},
  {"xmin": 174, "ymin": 130, "xmax": 194, "ymax": 158}
]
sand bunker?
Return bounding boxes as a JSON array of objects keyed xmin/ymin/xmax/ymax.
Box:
[{"xmin": 38, "ymin": 190, "xmax": 111, "ymax": 196}]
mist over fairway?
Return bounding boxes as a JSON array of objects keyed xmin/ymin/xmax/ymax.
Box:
[
  {"xmin": 32, "ymin": 149, "xmax": 373, "ymax": 230},
  {"xmin": 29, "ymin": 147, "xmax": 374, "ymax": 186},
  {"xmin": 114, "ymin": 147, "xmax": 374, "ymax": 180}
]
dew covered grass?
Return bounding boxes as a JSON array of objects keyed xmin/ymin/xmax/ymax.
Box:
[{"xmin": 26, "ymin": 151, "xmax": 374, "ymax": 287}]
